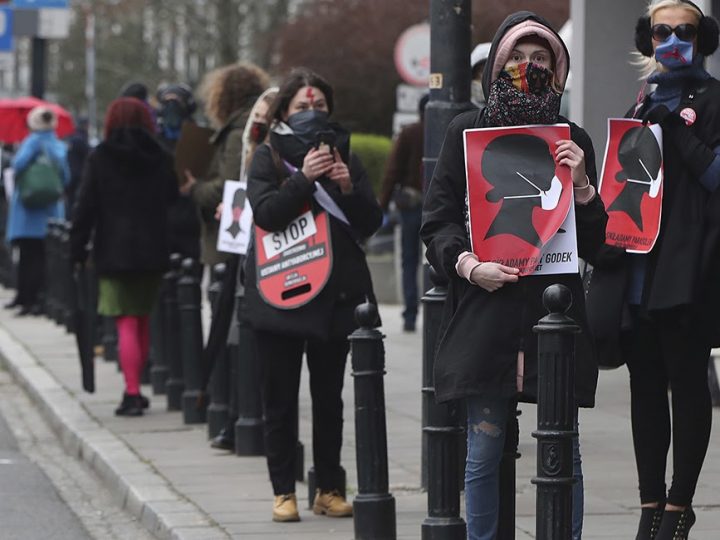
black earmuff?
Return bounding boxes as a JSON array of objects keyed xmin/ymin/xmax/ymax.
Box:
[{"xmin": 634, "ymin": 0, "xmax": 720, "ymax": 57}]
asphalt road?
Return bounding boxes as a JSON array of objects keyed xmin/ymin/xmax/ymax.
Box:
[{"xmin": 0, "ymin": 407, "xmax": 92, "ymax": 540}]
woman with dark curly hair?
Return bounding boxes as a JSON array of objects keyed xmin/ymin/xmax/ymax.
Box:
[{"xmin": 183, "ymin": 62, "xmax": 269, "ymax": 267}]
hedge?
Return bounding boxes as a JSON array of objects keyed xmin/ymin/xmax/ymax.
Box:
[{"xmin": 351, "ymin": 132, "xmax": 393, "ymax": 197}]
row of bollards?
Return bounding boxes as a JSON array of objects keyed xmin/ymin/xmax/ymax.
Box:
[{"xmin": 42, "ymin": 218, "xmax": 579, "ymax": 538}]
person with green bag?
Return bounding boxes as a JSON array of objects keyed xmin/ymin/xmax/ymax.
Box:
[{"xmin": 5, "ymin": 106, "xmax": 69, "ymax": 316}]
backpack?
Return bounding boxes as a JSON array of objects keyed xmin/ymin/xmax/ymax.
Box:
[{"xmin": 17, "ymin": 146, "xmax": 63, "ymax": 209}]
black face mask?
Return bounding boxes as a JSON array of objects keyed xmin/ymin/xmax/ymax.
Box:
[
  {"xmin": 159, "ymin": 100, "xmax": 187, "ymax": 131},
  {"xmin": 286, "ymin": 110, "xmax": 330, "ymax": 145}
]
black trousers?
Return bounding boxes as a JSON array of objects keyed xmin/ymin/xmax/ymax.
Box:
[
  {"xmin": 15, "ymin": 238, "xmax": 45, "ymax": 308},
  {"xmin": 256, "ymin": 330, "xmax": 348, "ymax": 496},
  {"xmin": 622, "ymin": 309, "xmax": 712, "ymax": 506}
]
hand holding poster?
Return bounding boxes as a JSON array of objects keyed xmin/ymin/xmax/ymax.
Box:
[
  {"xmin": 464, "ymin": 124, "xmax": 576, "ymax": 276},
  {"xmin": 598, "ymin": 119, "xmax": 663, "ymax": 253},
  {"xmin": 217, "ymin": 180, "xmax": 253, "ymax": 255}
]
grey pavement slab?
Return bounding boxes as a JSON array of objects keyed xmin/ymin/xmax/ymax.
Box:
[{"xmin": 1, "ymin": 286, "xmax": 720, "ymax": 538}]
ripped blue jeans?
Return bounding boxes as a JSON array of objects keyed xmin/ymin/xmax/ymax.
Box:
[{"xmin": 465, "ymin": 395, "xmax": 584, "ymax": 540}]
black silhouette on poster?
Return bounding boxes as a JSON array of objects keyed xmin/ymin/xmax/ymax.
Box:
[
  {"xmin": 482, "ymin": 134, "xmax": 562, "ymax": 248},
  {"xmin": 226, "ymin": 188, "xmax": 246, "ymax": 238},
  {"xmin": 607, "ymin": 126, "xmax": 662, "ymax": 232}
]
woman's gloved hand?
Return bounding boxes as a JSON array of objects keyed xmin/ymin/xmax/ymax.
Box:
[{"xmin": 644, "ymin": 105, "xmax": 716, "ymax": 178}]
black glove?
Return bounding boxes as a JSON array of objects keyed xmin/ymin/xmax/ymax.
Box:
[{"xmin": 644, "ymin": 105, "xmax": 715, "ymax": 178}]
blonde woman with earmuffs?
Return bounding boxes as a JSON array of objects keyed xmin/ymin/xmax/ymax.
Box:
[{"xmin": 586, "ymin": 1, "xmax": 720, "ymax": 538}]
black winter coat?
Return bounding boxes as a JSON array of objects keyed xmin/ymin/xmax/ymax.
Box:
[
  {"xmin": 586, "ymin": 77, "xmax": 720, "ymax": 364},
  {"xmin": 71, "ymin": 128, "xmax": 178, "ymax": 275},
  {"xmin": 244, "ymin": 143, "xmax": 382, "ymax": 341},
  {"xmin": 421, "ymin": 107, "xmax": 608, "ymax": 407}
]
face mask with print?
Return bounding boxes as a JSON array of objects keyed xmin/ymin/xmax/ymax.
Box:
[
  {"xmin": 500, "ymin": 62, "xmax": 554, "ymax": 95},
  {"xmin": 249, "ymin": 121, "xmax": 269, "ymax": 144},
  {"xmin": 654, "ymin": 33, "xmax": 694, "ymax": 69}
]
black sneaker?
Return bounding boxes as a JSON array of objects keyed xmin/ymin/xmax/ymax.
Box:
[{"xmin": 115, "ymin": 393, "xmax": 144, "ymax": 417}]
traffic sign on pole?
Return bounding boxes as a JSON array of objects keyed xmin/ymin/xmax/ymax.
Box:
[
  {"xmin": 13, "ymin": 0, "xmax": 68, "ymax": 8},
  {"xmin": 0, "ymin": 6, "xmax": 13, "ymax": 51}
]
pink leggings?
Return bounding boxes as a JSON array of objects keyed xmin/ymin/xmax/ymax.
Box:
[{"xmin": 115, "ymin": 315, "xmax": 150, "ymax": 395}]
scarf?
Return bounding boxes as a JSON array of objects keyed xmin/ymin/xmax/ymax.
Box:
[{"xmin": 485, "ymin": 68, "xmax": 561, "ymax": 127}]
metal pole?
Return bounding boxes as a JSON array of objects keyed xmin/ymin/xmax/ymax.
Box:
[
  {"xmin": 178, "ymin": 257, "xmax": 206, "ymax": 424},
  {"xmin": 349, "ymin": 301, "xmax": 396, "ymax": 540},
  {"xmin": 421, "ymin": 269, "xmax": 466, "ymax": 540},
  {"xmin": 233, "ymin": 288, "xmax": 265, "ymax": 455},
  {"xmin": 164, "ymin": 254, "xmax": 184, "ymax": 411},
  {"xmin": 84, "ymin": 4, "xmax": 98, "ymax": 140},
  {"xmin": 30, "ymin": 37, "xmax": 46, "ymax": 99},
  {"xmin": 207, "ymin": 263, "xmax": 230, "ymax": 439},
  {"xmin": 532, "ymin": 284, "xmax": 578, "ymax": 540},
  {"xmin": 422, "ymin": 0, "xmax": 473, "ymax": 491}
]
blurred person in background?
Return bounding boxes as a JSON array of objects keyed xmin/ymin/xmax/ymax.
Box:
[
  {"xmin": 182, "ymin": 63, "xmax": 270, "ymax": 268},
  {"xmin": 71, "ymin": 97, "xmax": 177, "ymax": 416},
  {"xmin": 207, "ymin": 87, "xmax": 278, "ymax": 452},
  {"xmin": 378, "ymin": 94, "xmax": 428, "ymax": 332},
  {"xmin": 65, "ymin": 116, "xmax": 91, "ymax": 213},
  {"xmin": 6, "ymin": 106, "xmax": 69, "ymax": 316},
  {"xmin": 156, "ymin": 83, "xmax": 201, "ymax": 261}
]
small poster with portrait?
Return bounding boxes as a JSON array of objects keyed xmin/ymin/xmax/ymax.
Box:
[
  {"xmin": 464, "ymin": 124, "xmax": 577, "ymax": 276},
  {"xmin": 598, "ymin": 118, "xmax": 663, "ymax": 254},
  {"xmin": 217, "ymin": 180, "xmax": 253, "ymax": 255}
]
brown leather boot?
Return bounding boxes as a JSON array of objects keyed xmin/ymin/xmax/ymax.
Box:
[
  {"xmin": 272, "ymin": 493, "xmax": 300, "ymax": 522},
  {"xmin": 312, "ymin": 489, "xmax": 353, "ymax": 517}
]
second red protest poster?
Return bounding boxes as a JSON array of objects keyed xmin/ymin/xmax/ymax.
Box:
[
  {"xmin": 464, "ymin": 124, "xmax": 574, "ymax": 276},
  {"xmin": 598, "ymin": 118, "xmax": 663, "ymax": 253}
]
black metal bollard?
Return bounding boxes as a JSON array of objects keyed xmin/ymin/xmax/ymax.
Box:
[
  {"xmin": 233, "ymin": 290, "xmax": 264, "ymax": 455},
  {"xmin": 178, "ymin": 257, "xmax": 206, "ymax": 424},
  {"xmin": 59, "ymin": 221, "xmax": 74, "ymax": 332},
  {"xmin": 349, "ymin": 301, "xmax": 396, "ymax": 540},
  {"xmin": 532, "ymin": 284, "xmax": 579, "ymax": 540},
  {"xmin": 164, "ymin": 254, "xmax": 184, "ymax": 411},
  {"xmin": 149, "ymin": 285, "xmax": 169, "ymax": 395},
  {"xmin": 45, "ymin": 219, "xmax": 61, "ymax": 321},
  {"xmin": 421, "ymin": 268, "xmax": 466, "ymax": 540},
  {"xmin": 207, "ymin": 263, "xmax": 230, "ymax": 439},
  {"xmin": 497, "ymin": 409, "xmax": 521, "ymax": 540}
]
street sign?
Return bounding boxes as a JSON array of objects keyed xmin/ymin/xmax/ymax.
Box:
[
  {"xmin": 38, "ymin": 8, "xmax": 69, "ymax": 38},
  {"xmin": 0, "ymin": 7, "xmax": 13, "ymax": 51},
  {"xmin": 13, "ymin": 0, "xmax": 68, "ymax": 7},
  {"xmin": 394, "ymin": 23, "xmax": 430, "ymax": 87},
  {"xmin": 396, "ymin": 84, "xmax": 427, "ymax": 114}
]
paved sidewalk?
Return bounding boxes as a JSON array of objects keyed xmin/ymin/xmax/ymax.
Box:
[{"xmin": 1, "ymin": 285, "xmax": 720, "ymax": 539}]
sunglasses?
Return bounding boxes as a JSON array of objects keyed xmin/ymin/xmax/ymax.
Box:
[{"xmin": 651, "ymin": 23, "xmax": 698, "ymax": 42}]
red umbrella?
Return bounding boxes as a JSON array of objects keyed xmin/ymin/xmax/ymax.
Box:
[{"xmin": 0, "ymin": 96, "xmax": 75, "ymax": 144}]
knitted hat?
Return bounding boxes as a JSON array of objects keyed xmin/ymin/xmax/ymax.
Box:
[
  {"xmin": 27, "ymin": 106, "xmax": 57, "ymax": 132},
  {"xmin": 490, "ymin": 20, "xmax": 569, "ymax": 91}
]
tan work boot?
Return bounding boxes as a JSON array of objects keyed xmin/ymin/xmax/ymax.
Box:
[
  {"xmin": 272, "ymin": 493, "xmax": 300, "ymax": 522},
  {"xmin": 312, "ymin": 489, "xmax": 353, "ymax": 517}
]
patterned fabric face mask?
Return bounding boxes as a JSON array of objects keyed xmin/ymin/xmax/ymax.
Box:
[{"xmin": 484, "ymin": 63, "xmax": 561, "ymax": 127}]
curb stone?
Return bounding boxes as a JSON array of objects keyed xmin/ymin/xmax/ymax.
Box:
[{"xmin": 0, "ymin": 324, "xmax": 231, "ymax": 540}]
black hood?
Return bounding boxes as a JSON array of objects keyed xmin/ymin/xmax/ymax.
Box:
[
  {"xmin": 482, "ymin": 11, "xmax": 570, "ymax": 99},
  {"xmin": 100, "ymin": 127, "xmax": 170, "ymax": 166}
]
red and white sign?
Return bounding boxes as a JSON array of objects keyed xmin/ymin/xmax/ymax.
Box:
[
  {"xmin": 464, "ymin": 124, "xmax": 575, "ymax": 276},
  {"xmin": 255, "ymin": 211, "xmax": 333, "ymax": 310},
  {"xmin": 599, "ymin": 119, "xmax": 663, "ymax": 253},
  {"xmin": 394, "ymin": 23, "xmax": 430, "ymax": 87}
]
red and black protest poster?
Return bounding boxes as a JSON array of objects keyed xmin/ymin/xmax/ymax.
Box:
[
  {"xmin": 599, "ymin": 119, "xmax": 663, "ymax": 253},
  {"xmin": 255, "ymin": 210, "xmax": 333, "ymax": 310},
  {"xmin": 464, "ymin": 124, "xmax": 574, "ymax": 276}
]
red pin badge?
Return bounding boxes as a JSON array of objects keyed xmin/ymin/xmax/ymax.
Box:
[{"xmin": 680, "ymin": 107, "xmax": 697, "ymax": 126}]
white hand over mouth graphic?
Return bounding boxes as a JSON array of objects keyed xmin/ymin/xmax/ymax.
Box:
[{"xmin": 626, "ymin": 158, "xmax": 661, "ymax": 199}]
